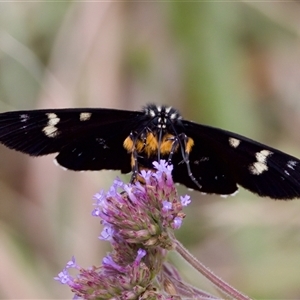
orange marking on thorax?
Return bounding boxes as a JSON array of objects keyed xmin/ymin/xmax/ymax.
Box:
[
  {"xmin": 185, "ymin": 137, "xmax": 194, "ymax": 154},
  {"xmin": 123, "ymin": 133, "xmax": 194, "ymax": 167},
  {"xmin": 123, "ymin": 136, "xmax": 134, "ymax": 152},
  {"xmin": 141, "ymin": 132, "xmax": 158, "ymax": 156},
  {"xmin": 159, "ymin": 134, "xmax": 176, "ymax": 155}
]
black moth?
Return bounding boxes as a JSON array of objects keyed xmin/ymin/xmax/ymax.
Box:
[{"xmin": 0, "ymin": 104, "xmax": 299, "ymax": 200}]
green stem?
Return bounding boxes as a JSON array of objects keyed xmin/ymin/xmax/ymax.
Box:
[{"xmin": 174, "ymin": 239, "xmax": 252, "ymax": 300}]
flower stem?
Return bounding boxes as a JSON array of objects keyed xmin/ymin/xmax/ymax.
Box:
[{"xmin": 174, "ymin": 239, "xmax": 252, "ymax": 300}]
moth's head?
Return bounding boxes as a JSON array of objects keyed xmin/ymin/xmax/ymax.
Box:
[{"xmin": 142, "ymin": 104, "xmax": 182, "ymax": 131}]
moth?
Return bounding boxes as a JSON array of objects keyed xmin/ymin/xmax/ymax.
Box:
[{"xmin": 0, "ymin": 104, "xmax": 299, "ymax": 199}]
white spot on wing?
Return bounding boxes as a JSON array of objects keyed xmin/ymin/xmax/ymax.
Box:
[
  {"xmin": 249, "ymin": 149, "xmax": 273, "ymax": 175},
  {"xmin": 20, "ymin": 114, "xmax": 29, "ymax": 122},
  {"xmin": 43, "ymin": 113, "xmax": 60, "ymax": 138},
  {"xmin": 287, "ymin": 160, "xmax": 297, "ymax": 170},
  {"xmin": 228, "ymin": 137, "xmax": 240, "ymax": 148},
  {"xmin": 80, "ymin": 112, "xmax": 92, "ymax": 121}
]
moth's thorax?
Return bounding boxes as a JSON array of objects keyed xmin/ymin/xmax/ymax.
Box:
[
  {"xmin": 123, "ymin": 105, "xmax": 186, "ymax": 158},
  {"xmin": 123, "ymin": 132, "xmax": 185, "ymax": 158},
  {"xmin": 123, "ymin": 105, "xmax": 194, "ymax": 175}
]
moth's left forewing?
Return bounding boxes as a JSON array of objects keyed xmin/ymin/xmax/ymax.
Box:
[
  {"xmin": 0, "ymin": 108, "xmax": 141, "ymax": 172},
  {"xmin": 182, "ymin": 120, "xmax": 300, "ymax": 199}
]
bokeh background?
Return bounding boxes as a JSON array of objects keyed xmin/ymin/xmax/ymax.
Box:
[{"xmin": 1, "ymin": 2, "xmax": 300, "ymax": 299}]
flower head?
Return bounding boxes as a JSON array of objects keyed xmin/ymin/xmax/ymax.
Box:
[
  {"xmin": 92, "ymin": 160, "xmax": 189, "ymax": 248},
  {"xmin": 55, "ymin": 160, "xmax": 192, "ymax": 299}
]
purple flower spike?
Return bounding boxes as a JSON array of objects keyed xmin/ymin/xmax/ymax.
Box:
[
  {"xmin": 135, "ymin": 248, "xmax": 147, "ymax": 265},
  {"xmin": 181, "ymin": 195, "xmax": 191, "ymax": 206},
  {"xmin": 162, "ymin": 201, "xmax": 172, "ymax": 212},
  {"xmin": 102, "ymin": 254, "xmax": 127, "ymax": 273},
  {"xmin": 140, "ymin": 169, "xmax": 152, "ymax": 185},
  {"xmin": 66, "ymin": 256, "xmax": 77, "ymax": 269},
  {"xmin": 173, "ymin": 216, "xmax": 183, "ymax": 229},
  {"xmin": 55, "ymin": 160, "xmax": 198, "ymax": 299},
  {"xmin": 93, "ymin": 191, "xmax": 105, "ymax": 205},
  {"xmin": 54, "ymin": 268, "xmax": 72, "ymax": 284},
  {"xmin": 152, "ymin": 160, "xmax": 174, "ymax": 186},
  {"xmin": 99, "ymin": 224, "xmax": 114, "ymax": 240}
]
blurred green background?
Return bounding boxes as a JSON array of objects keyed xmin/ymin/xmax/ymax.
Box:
[{"xmin": 1, "ymin": 2, "xmax": 300, "ymax": 299}]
